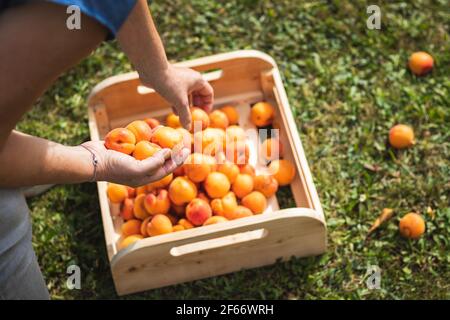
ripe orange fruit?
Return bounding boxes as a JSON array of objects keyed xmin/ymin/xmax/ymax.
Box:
[
  {"xmin": 144, "ymin": 118, "xmax": 160, "ymax": 129},
  {"xmin": 166, "ymin": 113, "xmax": 181, "ymax": 128},
  {"xmin": 146, "ymin": 214, "xmax": 173, "ymax": 236},
  {"xmin": 133, "ymin": 141, "xmax": 161, "ymax": 160},
  {"xmin": 104, "ymin": 128, "xmax": 136, "ymax": 155},
  {"xmin": 239, "ymin": 164, "xmax": 255, "ymax": 177},
  {"xmin": 399, "ymin": 213, "xmax": 425, "ymax": 239},
  {"xmin": 209, "ymin": 110, "xmax": 229, "ymax": 130},
  {"xmin": 232, "ymin": 173, "xmax": 254, "ymax": 198},
  {"xmin": 185, "ymin": 198, "xmax": 212, "ymax": 226},
  {"xmin": 229, "ymin": 206, "xmax": 253, "ymax": 220},
  {"xmin": 203, "ymin": 216, "xmax": 228, "ymax": 226},
  {"xmin": 408, "ymin": 52, "xmax": 434, "ymax": 76},
  {"xmin": 151, "ymin": 126, "xmax": 183, "ymax": 149},
  {"xmin": 194, "ymin": 127, "xmax": 225, "ymax": 156},
  {"xmin": 172, "ymin": 225, "xmax": 185, "ymax": 232},
  {"xmin": 269, "ymin": 159, "xmax": 296, "ymax": 186},
  {"xmin": 220, "ymin": 105, "xmax": 239, "ymax": 125},
  {"xmin": 107, "ymin": 183, "xmax": 128, "ymax": 203},
  {"xmin": 118, "ymin": 234, "xmax": 143, "ymax": 250},
  {"xmin": 178, "ymin": 218, "xmax": 194, "ymax": 230},
  {"xmin": 250, "ymin": 102, "xmax": 275, "ymax": 127},
  {"xmin": 217, "ymin": 161, "xmax": 240, "ymax": 184},
  {"xmin": 184, "ymin": 153, "xmax": 213, "ymax": 183},
  {"xmin": 133, "ymin": 193, "xmax": 149, "ymax": 220},
  {"xmin": 204, "ymin": 172, "xmax": 231, "ymax": 199},
  {"xmin": 260, "ymin": 138, "xmax": 283, "ymax": 161},
  {"xmin": 389, "ymin": 124, "xmax": 415, "ymax": 149},
  {"xmin": 242, "ymin": 191, "xmax": 267, "ymax": 214},
  {"xmin": 190, "ymin": 107, "xmax": 210, "ymax": 132},
  {"xmin": 210, "ymin": 191, "xmax": 238, "ymax": 218},
  {"xmin": 147, "ymin": 173, "xmax": 173, "ymax": 191},
  {"xmin": 254, "ymin": 175, "xmax": 278, "ymax": 197},
  {"xmin": 168, "ymin": 176, "xmax": 198, "ymax": 206},
  {"xmin": 121, "ymin": 219, "xmax": 142, "ymax": 237},
  {"xmin": 120, "ymin": 198, "xmax": 135, "ymax": 220},
  {"xmin": 126, "ymin": 120, "xmax": 152, "ymax": 142}
]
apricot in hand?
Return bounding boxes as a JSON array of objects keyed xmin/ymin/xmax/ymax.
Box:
[
  {"xmin": 126, "ymin": 120, "xmax": 152, "ymax": 142},
  {"xmin": 104, "ymin": 128, "xmax": 136, "ymax": 154},
  {"xmin": 151, "ymin": 126, "xmax": 183, "ymax": 149}
]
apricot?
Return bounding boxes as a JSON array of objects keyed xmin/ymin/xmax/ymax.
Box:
[
  {"xmin": 251, "ymin": 102, "xmax": 275, "ymax": 127},
  {"xmin": 184, "ymin": 153, "xmax": 213, "ymax": 183},
  {"xmin": 203, "ymin": 216, "xmax": 228, "ymax": 226},
  {"xmin": 107, "ymin": 183, "xmax": 128, "ymax": 203},
  {"xmin": 133, "ymin": 194, "xmax": 149, "ymax": 220},
  {"xmin": 144, "ymin": 189, "xmax": 170, "ymax": 215},
  {"xmin": 190, "ymin": 107, "xmax": 210, "ymax": 133},
  {"xmin": 186, "ymin": 198, "xmax": 212, "ymax": 226},
  {"xmin": 120, "ymin": 198, "xmax": 135, "ymax": 220},
  {"xmin": 220, "ymin": 105, "xmax": 239, "ymax": 125},
  {"xmin": 210, "ymin": 191, "xmax": 238, "ymax": 218},
  {"xmin": 231, "ymin": 174, "xmax": 254, "ymax": 198},
  {"xmin": 204, "ymin": 172, "xmax": 231, "ymax": 199},
  {"xmin": 172, "ymin": 225, "xmax": 185, "ymax": 232},
  {"xmin": 389, "ymin": 124, "xmax": 415, "ymax": 149},
  {"xmin": 121, "ymin": 219, "xmax": 142, "ymax": 237},
  {"xmin": 147, "ymin": 173, "xmax": 173, "ymax": 191},
  {"xmin": 225, "ymin": 125, "xmax": 246, "ymax": 145},
  {"xmin": 254, "ymin": 175, "xmax": 278, "ymax": 197},
  {"xmin": 176, "ymin": 127, "xmax": 193, "ymax": 149},
  {"xmin": 104, "ymin": 128, "xmax": 136, "ymax": 154},
  {"xmin": 217, "ymin": 161, "xmax": 239, "ymax": 184},
  {"xmin": 118, "ymin": 234, "xmax": 143, "ymax": 250},
  {"xmin": 269, "ymin": 159, "xmax": 296, "ymax": 186},
  {"xmin": 408, "ymin": 51, "xmax": 434, "ymax": 76},
  {"xmin": 399, "ymin": 213, "xmax": 426, "ymax": 239},
  {"xmin": 209, "ymin": 110, "xmax": 229, "ymax": 130},
  {"xmin": 166, "ymin": 112, "xmax": 182, "ymax": 128},
  {"xmin": 242, "ymin": 191, "xmax": 267, "ymax": 214},
  {"xmin": 229, "ymin": 206, "xmax": 253, "ymax": 220},
  {"xmin": 146, "ymin": 214, "xmax": 173, "ymax": 236},
  {"xmin": 126, "ymin": 120, "xmax": 152, "ymax": 143},
  {"xmin": 133, "ymin": 141, "xmax": 161, "ymax": 160},
  {"xmin": 239, "ymin": 164, "xmax": 255, "ymax": 177},
  {"xmin": 178, "ymin": 218, "xmax": 194, "ymax": 229},
  {"xmin": 140, "ymin": 216, "xmax": 152, "ymax": 237},
  {"xmin": 260, "ymin": 138, "xmax": 283, "ymax": 161},
  {"xmin": 168, "ymin": 176, "xmax": 198, "ymax": 206},
  {"xmin": 226, "ymin": 142, "xmax": 249, "ymax": 165},
  {"xmin": 151, "ymin": 126, "xmax": 183, "ymax": 149},
  {"xmin": 194, "ymin": 127, "xmax": 225, "ymax": 156},
  {"xmin": 144, "ymin": 118, "xmax": 160, "ymax": 129}
]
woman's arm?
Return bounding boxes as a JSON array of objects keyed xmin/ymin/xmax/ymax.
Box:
[
  {"xmin": 116, "ymin": 0, "xmax": 214, "ymax": 129},
  {"xmin": 0, "ymin": 131, "xmax": 188, "ymax": 188}
]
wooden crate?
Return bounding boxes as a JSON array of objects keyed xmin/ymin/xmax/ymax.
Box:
[{"xmin": 87, "ymin": 50, "xmax": 326, "ymax": 296}]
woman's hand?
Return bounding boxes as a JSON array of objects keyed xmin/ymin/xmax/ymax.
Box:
[
  {"xmin": 80, "ymin": 140, "xmax": 190, "ymax": 187},
  {"xmin": 141, "ymin": 65, "xmax": 214, "ymax": 130}
]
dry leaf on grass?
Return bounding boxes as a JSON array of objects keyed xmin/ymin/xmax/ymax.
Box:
[{"xmin": 367, "ymin": 208, "xmax": 394, "ymax": 236}]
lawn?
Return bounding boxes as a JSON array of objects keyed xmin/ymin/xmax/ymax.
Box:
[{"xmin": 18, "ymin": 0, "xmax": 449, "ymax": 299}]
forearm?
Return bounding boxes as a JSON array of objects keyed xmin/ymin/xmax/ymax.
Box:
[
  {"xmin": 0, "ymin": 131, "xmax": 92, "ymax": 188},
  {"xmin": 117, "ymin": 0, "xmax": 169, "ymax": 85}
]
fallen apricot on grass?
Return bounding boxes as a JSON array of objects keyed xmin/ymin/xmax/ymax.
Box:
[
  {"xmin": 399, "ymin": 212, "xmax": 425, "ymax": 239},
  {"xmin": 389, "ymin": 124, "xmax": 415, "ymax": 149}
]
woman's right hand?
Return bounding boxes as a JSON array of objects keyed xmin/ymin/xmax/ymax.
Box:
[{"xmin": 79, "ymin": 140, "xmax": 190, "ymax": 187}]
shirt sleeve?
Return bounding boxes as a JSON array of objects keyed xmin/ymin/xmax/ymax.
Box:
[{"xmin": 48, "ymin": 0, "xmax": 138, "ymax": 39}]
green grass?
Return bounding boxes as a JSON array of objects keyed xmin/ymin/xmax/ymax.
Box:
[{"xmin": 18, "ymin": 0, "xmax": 449, "ymax": 299}]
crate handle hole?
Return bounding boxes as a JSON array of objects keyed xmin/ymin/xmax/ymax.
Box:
[
  {"xmin": 170, "ymin": 228, "xmax": 268, "ymax": 257},
  {"xmin": 200, "ymin": 68, "xmax": 223, "ymax": 82}
]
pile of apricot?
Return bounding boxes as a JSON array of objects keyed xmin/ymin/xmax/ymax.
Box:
[{"xmin": 104, "ymin": 102, "xmax": 297, "ymax": 250}]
